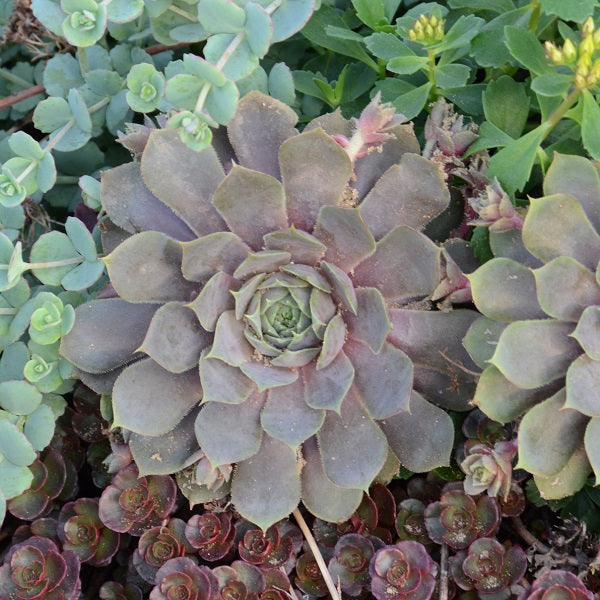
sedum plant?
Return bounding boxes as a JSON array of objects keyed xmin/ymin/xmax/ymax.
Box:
[
  {"xmin": 465, "ymin": 152, "xmax": 600, "ymax": 499},
  {"xmin": 61, "ymin": 90, "xmax": 480, "ymax": 529}
]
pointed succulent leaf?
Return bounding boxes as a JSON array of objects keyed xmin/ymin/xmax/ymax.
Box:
[
  {"xmin": 572, "ymin": 306, "xmax": 600, "ymax": 360},
  {"xmin": 264, "ymin": 227, "xmax": 326, "ymax": 265},
  {"xmin": 112, "ymin": 359, "xmax": 202, "ymax": 435},
  {"xmin": 199, "ymin": 352, "xmax": 254, "ymax": 404},
  {"xmin": 469, "ymin": 258, "xmax": 545, "ymax": 321},
  {"xmin": 360, "ymin": 154, "xmax": 449, "ymax": 239},
  {"xmin": 523, "ymin": 194, "xmax": 600, "ymax": 270},
  {"xmin": 345, "ymin": 339, "xmax": 412, "ymax": 420},
  {"xmin": 490, "ymin": 320, "xmax": 580, "ymax": 389},
  {"xmin": 543, "ymin": 153, "xmax": 600, "ymax": 233},
  {"xmin": 101, "ymin": 163, "xmax": 195, "ymax": 241},
  {"xmin": 104, "ymin": 232, "xmax": 198, "ymax": 303},
  {"xmin": 141, "ymin": 130, "xmax": 226, "ymax": 236},
  {"xmin": 226, "ymin": 91, "xmax": 297, "ymax": 179},
  {"xmin": 381, "ymin": 391, "xmax": 453, "ymax": 472},
  {"xmin": 316, "ymin": 313, "xmax": 346, "ymax": 370},
  {"xmin": 301, "ymin": 436, "xmax": 362, "ymax": 523},
  {"xmin": 533, "ymin": 444, "xmax": 590, "ymax": 500},
  {"xmin": 140, "ymin": 303, "xmax": 210, "ymax": 373},
  {"xmin": 261, "ymin": 378, "xmax": 324, "ymax": 447},
  {"xmin": 281, "ymin": 264, "xmax": 330, "ymax": 292},
  {"xmin": 213, "ymin": 165, "xmax": 288, "ymax": 250},
  {"xmin": 317, "ymin": 387, "xmax": 387, "ymax": 490},
  {"xmin": 187, "ymin": 272, "xmax": 239, "ymax": 331},
  {"xmin": 234, "ymin": 250, "xmax": 291, "ymax": 280},
  {"xmin": 195, "ymin": 392, "xmax": 264, "ymax": 467},
  {"xmin": 353, "ymin": 226, "xmax": 441, "ymax": 301},
  {"xmin": 585, "ymin": 417, "xmax": 600, "ymax": 485},
  {"xmin": 130, "ymin": 410, "xmax": 200, "ymax": 476},
  {"xmin": 565, "ymin": 354, "xmax": 600, "ymax": 416},
  {"xmin": 239, "ymin": 361, "xmax": 298, "ymax": 391},
  {"xmin": 517, "ymin": 389, "xmax": 588, "ymax": 476},
  {"xmin": 281, "ymin": 129, "xmax": 352, "ymax": 231},
  {"xmin": 181, "ymin": 232, "xmax": 249, "ymax": 282},
  {"xmin": 474, "ymin": 365, "xmax": 556, "ymax": 423},
  {"xmin": 463, "ymin": 316, "xmax": 507, "ymax": 369},
  {"xmin": 534, "ymin": 257, "xmax": 600, "ymax": 321},
  {"xmin": 313, "ymin": 206, "xmax": 375, "ymax": 273},
  {"xmin": 345, "ymin": 287, "xmax": 391, "ymax": 354},
  {"xmin": 61, "ymin": 300, "xmax": 158, "ymax": 374},
  {"xmin": 206, "ymin": 310, "xmax": 253, "ymax": 366},
  {"xmin": 321, "ymin": 261, "xmax": 357, "ymax": 314},
  {"xmin": 231, "ymin": 434, "xmax": 301, "ymax": 531},
  {"xmin": 302, "ymin": 352, "xmax": 354, "ymax": 412}
]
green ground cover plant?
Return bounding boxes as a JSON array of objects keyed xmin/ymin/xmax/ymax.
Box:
[{"xmin": 1, "ymin": 0, "xmax": 600, "ymax": 597}]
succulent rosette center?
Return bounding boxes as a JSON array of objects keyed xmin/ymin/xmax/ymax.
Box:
[{"xmin": 61, "ymin": 91, "xmax": 482, "ymax": 530}]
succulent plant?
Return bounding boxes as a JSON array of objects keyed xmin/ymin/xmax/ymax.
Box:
[
  {"xmin": 7, "ymin": 449, "xmax": 66, "ymax": 520},
  {"xmin": 498, "ymin": 483, "xmax": 526, "ymax": 517},
  {"xmin": 185, "ymin": 511, "xmax": 235, "ymax": 561},
  {"xmin": 369, "ymin": 540, "xmax": 438, "ymax": 600},
  {"xmin": 99, "ymin": 581, "xmax": 144, "ymax": 600},
  {"xmin": 451, "ymin": 537, "xmax": 527, "ymax": 599},
  {"xmin": 213, "ymin": 561, "xmax": 266, "ymax": 599},
  {"xmin": 237, "ymin": 522, "xmax": 295, "ymax": 569},
  {"xmin": 295, "ymin": 551, "xmax": 328, "ymax": 597},
  {"xmin": 424, "ymin": 487, "xmax": 500, "ymax": 550},
  {"xmin": 395, "ymin": 499, "xmax": 430, "ymax": 545},
  {"xmin": 464, "ymin": 153, "xmax": 600, "ymax": 498},
  {"xmin": 58, "ymin": 498, "xmax": 120, "ymax": 567},
  {"xmin": 61, "ymin": 90, "xmax": 480, "ymax": 529},
  {"xmin": 133, "ymin": 519, "xmax": 197, "ymax": 584},
  {"xmin": 150, "ymin": 557, "xmax": 218, "ymax": 600},
  {"xmin": 0, "ymin": 536, "xmax": 81, "ymax": 600},
  {"xmin": 98, "ymin": 464, "xmax": 177, "ymax": 536},
  {"xmin": 460, "ymin": 439, "xmax": 518, "ymax": 500},
  {"xmin": 517, "ymin": 570, "xmax": 594, "ymax": 600},
  {"xmin": 328, "ymin": 533, "xmax": 381, "ymax": 596}
]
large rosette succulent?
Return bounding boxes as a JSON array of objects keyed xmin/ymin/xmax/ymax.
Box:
[
  {"xmin": 61, "ymin": 91, "xmax": 480, "ymax": 529},
  {"xmin": 464, "ymin": 153, "xmax": 600, "ymax": 499}
]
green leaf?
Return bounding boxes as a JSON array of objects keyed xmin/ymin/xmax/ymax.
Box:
[
  {"xmin": 106, "ymin": 0, "xmax": 143, "ymax": 23},
  {"xmin": 531, "ymin": 73, "xmax": 573, "ymax": 97},
  {"xmin": 0, "ymin": 420, "xmax": 36, "ymax": 466},
  {"xmin": 325, "ymin": 25, "xmax": 365, "ymax": 42},
  {"xmin": 0, "ymin": 381, "xmax": 42, "ymax": 415},
  {"xmin": 65, "ymin": 216, "xmax": 96, "ymax": 261},
  {"xmin": 487, "ymin": 124, "xmax": 549, "ymax": 193},
  {"xmin": 29, "ymin": 231, "xmax": 80, "ymax": 286},
  {"xmin": 31, "ymin": 0, "xmax": 65, "ymax": 35},
  {"xmin": 504, "ymin": 25, "xmax": 553, "ymax": 76},
  {"xmin": 67, "ymin": 88, "xmax": 92, "ymax": 134},
  {"xmin": 8, "ymin": 132, "xmax": 44, "ymax": 161},
  {"xmin": 582, "ymin": 90, "xmax": 600, "ymax": 161},
  {"xmin": 23, "ymin": 404, "xmax": 55, "ymax": 451},
  {"xmin": 387, "ymin": 55, "xmax": 429, "ymax": 75},
  {"xmin": 204, "ymin": 34, "xmax": 258, "ymax": 81},
  {"xmin": 442, "ymin": 84, "xmax": 485, "ymax": 116},
  {"xmin": 449, "ymin": 0, "xmax": 515, "ymax": 11},
  {"xmin": 84, "ymin": 69, "xmax": 123, "ymax": 97},
  {"xmin": 434, "ymin": 63, "xmax": 470, "ymax": 89},
  {"xmin": 43, "ymin": 53, "xmax": 84, "ymax": 97},
  {"xmin": 197, "ymin": 0, "xmax": 246, "ymax": 33},
  {"xmin": 483, "ymin": 76, "xmax": 529, "ymax": 139},
  {"xmin": 33, "ymin": 97, "xmax": 72, "ymax": 132},
  {"xmin": 36, "ymin": 153, "xmax": 56, "ymax": 194},
  {"xmin": 539, "ymin": 0, "xmax": 596, "ymax": 22},
  {"xmin": 351, "ymin": 0, "xmax": 386, "ymax": 29},
  {"xmin": 391, "ymin": 82, "xmax": 432, "ymax": 120},
  {"xmin": 365, "ymin": 32, "xmax": 413, "ymax": 60},
  {"xmin": 301, "ymin": 5, "xmax": 378, "ymax": 71},
  {"xmin": 433, "ymin": 14, "xmax": 484, "ymax": 53},
  {"xmin": 268, "ymin": 63, "xmax": 295, "ymax": 105},
  {"xmin": 244, "ymin": 2, "xmax": 272, "ymax": 58}
]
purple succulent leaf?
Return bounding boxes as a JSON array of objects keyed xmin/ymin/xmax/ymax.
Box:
[
  {"xmin": 264, "ymin": 228, "xmax": 326, "ymax": 265},
  {"xmin": 329, "ymin": 533, "xmax": 375, "ymax": 595},
  {"xmin": 60, "ymin": 300, "xmax": 158, "ymax": 374},
  {"xmin": 101, "ymin": 162, "xmax": 196, "ymax": 241},
  {"xmin": 185, "ymin": 512, "xmax": 235, "ymax": 561},
  {"xmin": 200, "ymin": 352, "xmax": 255, "ymax": 405},
  {"xmin": 516, "ymin": 569, "xmax": 594, "ymax": 600},
  {"xmin": 150, "ymin": 557, "xmax": 218, "ymax": 600},
  {"xmin": 140, "ymin": 129, "xmax": 226, "ymax": 237}
]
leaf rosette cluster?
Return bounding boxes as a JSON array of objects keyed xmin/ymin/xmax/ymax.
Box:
[
  {"xmin": 61, "ymin": 91, "xmax": 480, "ymax": 529},
  {"xmin": 465, "ymin": 153, "xmax": 600, "ymax": 498}
]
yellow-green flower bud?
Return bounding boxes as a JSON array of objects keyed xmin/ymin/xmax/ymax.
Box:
[
  {"xmin": 575, "ymin": 72, "xmax": 587, "ymax": 89},
  {"xmin": 563, "ymin": 38, "xmax": 577, "ymax": 62},
  {"xmin": 425, "ymin": 24, "xmax": 434, "ymax": 39},
  {"xmin": 414, "ymin": 20, "xmax": 423, "ymax": 35},
  {"xmin": 580, "ymin": 34, "xmax": 595, "ymax": 58},
  {"xmin": 544, "ymin": 41, "xmax": 563, "ymax": 65},
  {"xmin": 430, "ymin": 15, "xmax": 438, "ymax": 27},
  {"xmin": 590, "ymin": 58, "xmax": 600, "ymax": 82},
  {"xmin": 593, "ymin": 29, "xmax": 600, "ymax": 48},
  {"xmin": 582, "ymin": 16, "xmax": 595, "ymax": 37},
  {"xmin": 577, "ymin": 54, "xmax": 591, "ymax": 75},
  {"xmin": 408, "ymin": 29, "xmax": 417, "ymax": 42},
  {"xmin": 435, "ymin": 21, "xmax": 444, "ymax": 39}
]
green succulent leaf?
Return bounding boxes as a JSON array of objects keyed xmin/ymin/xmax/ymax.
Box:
[
  {"xmin": 30, "ymin": 231, "xmax": 81, "ymax": 286},
  {"xmin": 490, "ymin": 320, "xmax": 580, "ymax": 389},
  {"xmin": 585, "ymin": 417, "xmax": 600, "ymax": 485},
  {"xmin": 565, "ymin": 354, "xmax": 600, "ymax": 416},
  {"xmin": 23, "ymin": 404, "xmax": 55, "ymax": 451},
  {"xmin": 0, "ymin": 381, "xmax": 42, "ymax": 415},
  {"xmin": 533, "ymin": 444, "xmax": 590, "ymax": 500},
  {"xmin": 0, "ymin": 420, "xmax": 36, "ymax": 466},
  {"xmin": 517, "ymin": 389, "xmax": 588, "ymax": 477},
  {"xmin": 61, "ymin": 0, "xmax": 108, "ymax": 46}
]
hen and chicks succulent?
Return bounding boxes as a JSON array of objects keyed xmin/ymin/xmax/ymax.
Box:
[{"xmin": 61, "ymin": 91, "xmax": 480, "ymax": 529}]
